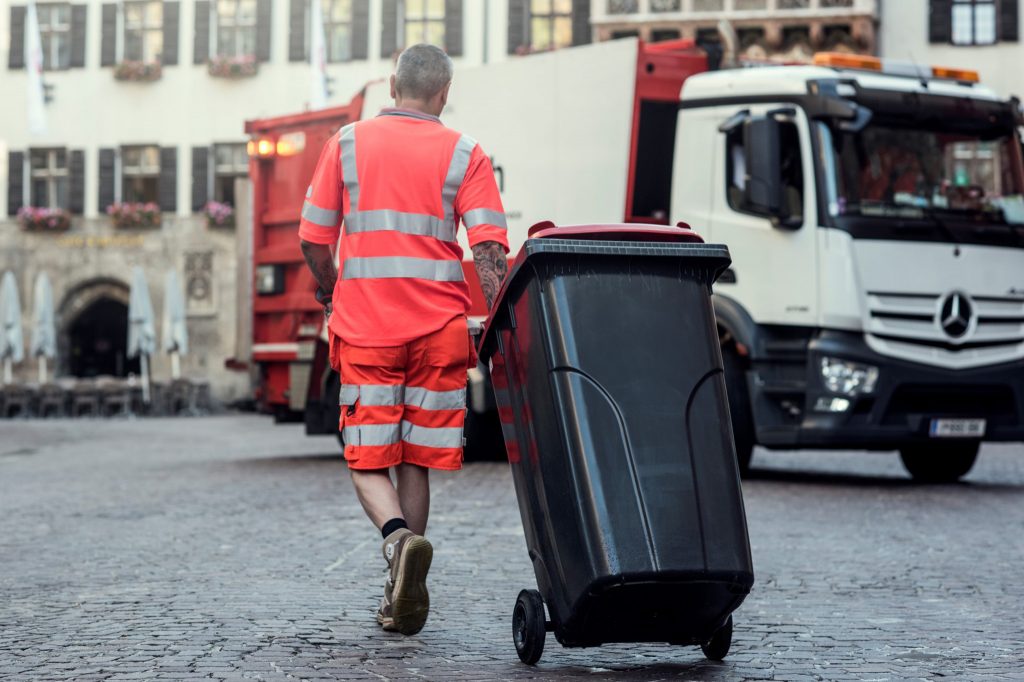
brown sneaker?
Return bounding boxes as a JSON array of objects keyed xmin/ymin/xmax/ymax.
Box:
[
  {"xmin": 380, "ymin": 528, "xmax": 433, "ymax": 635},
  {"xmin": 376, "ymin": 572, "xmax": 398, "ymax": 631}
]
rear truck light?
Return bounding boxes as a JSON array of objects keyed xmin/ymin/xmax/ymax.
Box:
[
  {"xmin": 814, "ymin": 397, "xmax": 852, "ymax": 413},
  {"xmin": 256, "ymin": 264, "xmax": 285, "ymax": 295},
  {"xmin": 275, "ymin": 132, "xmax": 306, "ymax": 157},
  {"xmin": 247, "ymin": 137, "xmax": 275, "ymax": 158},
  {"xmin": 820, "ymin": 357, "xmax": 879, "ymax": 397}
]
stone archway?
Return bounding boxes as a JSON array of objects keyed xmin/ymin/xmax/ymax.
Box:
[{"xmin": 58, "ymin": 278, "xmax": 139, "ymax": 378}]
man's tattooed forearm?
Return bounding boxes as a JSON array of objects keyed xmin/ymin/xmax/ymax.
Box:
[
  {"xmin": 300, "ymin": 241, "xmax": 338, "ymax": 306},
  {"xmin": 472, "ymin": 241, "xmax": 509, "ymax": 310}
]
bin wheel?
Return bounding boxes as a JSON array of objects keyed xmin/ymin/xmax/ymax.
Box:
[
  {"xmin": 512, "ymin": 589, "xmax": 546, "ymax": 665},
  {"xmin": 900, "ymin": 442, "xmax": 979, "ymax": 483},
  {"xmin": 722, "ymin": 344, "xmax": 755, "ymax": 476},
  {"xmin": 701, "ymin": 615, "xmax": 733, "ymax": 661}
]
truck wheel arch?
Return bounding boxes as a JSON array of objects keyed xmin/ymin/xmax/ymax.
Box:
[{"xmin": 713, "ymin": 294, "xmax": 759, "ymax": 359}]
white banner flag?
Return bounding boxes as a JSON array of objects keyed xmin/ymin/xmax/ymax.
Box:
[
  {"xmin": 26, "ymin": 0, "xmax": 48, "ymax": 136},
  {"xmin": 309, "ymin": 0, "xmax": 328, "ymax": 110}
]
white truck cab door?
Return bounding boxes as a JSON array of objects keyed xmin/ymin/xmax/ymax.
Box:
[{"xmin": 674, "ymin": 103, "xmax": 819, "ymax": 328}]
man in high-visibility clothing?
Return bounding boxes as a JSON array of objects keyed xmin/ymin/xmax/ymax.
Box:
[{"xmin": 298, "ymin": 44, "xmax": 509, "ymax": 636}]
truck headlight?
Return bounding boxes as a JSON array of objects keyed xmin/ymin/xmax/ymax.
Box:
[
  {"xmin": 820, "ymin": 357, "xmax": 879, "ymax": 396},
  {"xmin": 256, "ymin": 264, "xmax": 284, "ymax": 295}
]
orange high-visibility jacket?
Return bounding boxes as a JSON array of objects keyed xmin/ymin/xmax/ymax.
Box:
[{"xmin": 298, "ymin": 108, "xmax": 509, "ymax": 347}]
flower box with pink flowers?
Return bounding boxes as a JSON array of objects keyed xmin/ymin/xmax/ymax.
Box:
[
  {"xmin": 114, "ymin": 60, "xmax": 162, "ymax": 82},
  {"xmin": 204, "ymin": 201, "xmax": 236, "ymax": 229},
  {"xmin": 207, "ymin": 55, "xmax": 259, "ymax": 79},
  {"xmin": 17, "ymin": 207, "xmax": 72, "ymax": 232},
  {"xmin": 107, "ymin": 202, "xmax": 162, "ymax": 229}
]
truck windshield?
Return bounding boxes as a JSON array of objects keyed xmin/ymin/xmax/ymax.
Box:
[{"xmin": 825, "ymin": 123, "xmax": 1024, "ymax": 226}]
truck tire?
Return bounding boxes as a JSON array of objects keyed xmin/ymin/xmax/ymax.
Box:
[
  {"xmin": 899, "ymin": 443, "xmax": 979, "ymax": 483},
  {"xmin": 722, "ymin": 345, "xmax": 755, "ymax": 476}
]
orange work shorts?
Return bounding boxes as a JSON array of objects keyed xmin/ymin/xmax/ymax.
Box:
[{"xmin": 329, "ymin": 316, "xmax": 476, "ymax": 471}]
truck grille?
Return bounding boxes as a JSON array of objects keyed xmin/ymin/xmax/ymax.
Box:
[{"xmin": 865, "ymin": 291, "xmax": 1024, "ymax": 370}]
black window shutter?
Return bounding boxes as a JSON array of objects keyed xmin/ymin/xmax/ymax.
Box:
[
  {"xmin": 929, "ymin": 0, "xmax": 953, "ymax": 43},
  {"xmin": 162, "ymin": 1, "xmax": 179, "ymax": 65},
  {"xmin": 101, "ymin": 3, "xmax": 117, "ymax": 66},
  {"xmin": 159, "ymin": 147, "xmax": 177, "ymax": 212},
  {"xmin": 8, "ymin": 152, "xmax": 24, "ymax": 216},
  {"xmin": 289, "ymin": 0, "xmax": 307, "ymax": 62},
  {"xmin": 508, "ymin": 0, "xmax": 527, "ymax": 54},
  {"xmin": 256, "ymin": 0, "xmax": 273, "ymax": 62},
  {"xmin": 68, "ymin": 150, "xmax": 86, "ymax": 214},
  {"xmin": 1001, "ymin": 0, "xmax": 1020, "ymax": 41},
  {"xmin": 445, "ymin": 0, "xmax": 463, "ymax": 56},
  {"xmin": 9, "ymin": 6, "xmax": 26, "ymax": 69},
  {"xmin": 381, "ymin": 0, "xmax": 398, "ymax": 58},
  {"xmin": 352, "ymin": 0, "xmax": 369, "ymax": 60},
  {"xmin": 191, "ymin": 147, "xmax": 210, "ymax": 211},
  {"xmin": 194, "ymin": 1, "xmax": 210, "ymax": 64},
  {"xmin": 572, "ymin": 0, "xmax": 591, "ymax": 46},
  {"xmin": 70, "ymin": 5, "xmax": 88, "ymax": 67},
  {"xmin": 98, "ymin": 148, "xmax": 116, "ymax": 211}
]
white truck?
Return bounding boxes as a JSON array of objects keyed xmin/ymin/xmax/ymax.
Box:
[{"xmin": 360, "ymin": 38, "xmax": 1024, "ymax": 481}]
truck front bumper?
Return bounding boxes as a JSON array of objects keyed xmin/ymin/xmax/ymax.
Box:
[{"xmin": 752, "ymin": 330, "xmax": 1024, "ymax": 449}]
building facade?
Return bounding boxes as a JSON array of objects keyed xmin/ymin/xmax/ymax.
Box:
[
  {"xmin": 880, "ymin": 0, "xmax": 1021, "ymax": 100},
  {"xmin": 590, "ymin": 0, "xmax": 879, "ymax": 62},
  {"xmin": 0, "ymin": 0, "xmax": 593, "ymax": 399}
]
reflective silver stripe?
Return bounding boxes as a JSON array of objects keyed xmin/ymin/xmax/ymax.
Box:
[
  {"xmin": 441, "ymin": 134, "xmax": 476, "ymax": 224},
  {"xmin": 302, "ymin": 201, "xmax": 340, "ymax": 227},
  {"xmin": 342, "ymin": 257, "xmax": 464, "ymax": 282},
  {"xmin": 405, "ymin": 386, "xmax": 466, "ymax": 411},
  {"xmin": 462, "ymin": 208, "xmax": 508, "ymax": 230},
  {"xmin": 339, "ymin": 124, "xmax": 359, "ymax": 210},
  {"xmin": 343, "ymin": 423, "xmax": 401, "ymax": 447},
  {"xmin": 401, "ymin": 421, "xmax": 464, "ymax": 449},
  {"xmin": 305, "ymin": 185, "xmax": 313, "ymax": 198},
  {"xmin": 339, "ymin": 384, "xmax": 403, "ymax": 406},
  {"xmin": 344, "ymin": 209, "xmax": 456, "ymax": 242}
]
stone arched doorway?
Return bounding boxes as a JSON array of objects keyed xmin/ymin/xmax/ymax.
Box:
[{"xmin": 59, "ymin": 279, "xmax": 140, "ymax": 378}]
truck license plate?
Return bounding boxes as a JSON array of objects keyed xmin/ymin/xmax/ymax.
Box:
[{"xmin": 929, "ymin": 418, "xmax": 986, "ymax": 438}]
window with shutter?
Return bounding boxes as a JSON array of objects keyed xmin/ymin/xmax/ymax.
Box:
[
  {"xmin": 951, "ymin": 0, "xmax": 998, "ymax": 45},
  {"xmin": 1001, "ymin": 0, "xmax": 1019, "ymax": 41},
  {"xmin": 530, "ymin": 0, "xmax": 573, "ymax": 51},
  {"xmin": 217, "ymin": 0, "xmax": 259, "ymax": 57},
  {"xmin": 29, "ymin": 148, "xmax": 69, "ymax": 209},
  {"xmin": 402, "ymin": 0, "xmax": 445, "ymax": 49},
  {"xmin": 123, "ymin": 1, "xmax": 165, "ymax": 62},
  {"xmin": 38, "ymin": 3, "xmax": 73, "ymax": 70},
  {"xmin": 289, "ymin": 0, "xmax": 307, "ymax": 61},
  {"xmin": 255, "ymin": 0, "xmax": 272, "ymax": 61},
  {"xmin": 122, "ymin": 146, "xmax": 161, "ymax": 204},
  {"xmin": 70, "ymin": 5, "xmax": 87, "ymax": 67},
  {"xmin": 98, "ymin": 148, "xmax": 116, "ymax": 211},
  {"xmin": 324, "ymin": 0, "xmax": 356, "ymax": 62},
  {"xmin": 162, "ymin": 1, "xmax": 179, "ymax": 65},
  {"xmin": 159, "ymin": 147, "xmax": 177, "ymax": 212},
  {"xmin": 195, "ymin": 1, "xmax": 211, "ymax": 63},
  {"xmin": 213, "ymin": 144, "xmax": 248, "ymax": 206},
  {"xmin": 444, "ymin": 0, "xmax": 462, "ymax": 56},
  {"xmin": 192, "ymin": 147, "xmax": 210, "ymax": 211}
]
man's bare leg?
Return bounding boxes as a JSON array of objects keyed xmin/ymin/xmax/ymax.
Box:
[
  {"xmin": 350, "ymin": 469, "xmax": 404, "ymax": 531},
  {"xmin": 396, "ymin": 464, "xmax": 430, "ymax": 535}
]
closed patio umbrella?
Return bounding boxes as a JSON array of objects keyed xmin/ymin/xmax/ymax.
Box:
[
  {"xmin": 127, "ymin": 267, "xmax": 156, "ymax": 403},
  {"xmin": 0, "ymin": 271, "xmax": 25, "ymax": 385},
  {"xmin": 162, "ymin": 269, "xmax": 188, "ymax": 380},
  {"xmin": 30, "ymin": 272, "xmax": 56, "ymax": 384}
]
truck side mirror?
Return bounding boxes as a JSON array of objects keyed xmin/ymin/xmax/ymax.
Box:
[{"xmin": 742, "ymin": 116, "xmax": 784, "ymax": 218}]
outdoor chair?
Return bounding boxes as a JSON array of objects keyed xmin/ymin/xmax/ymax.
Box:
[
  {"xmin": 97, "ymin": 377, "xmax": 132, "ymax": 418},
  {"xmin": 36, "ymin": 382, "xmax": 70, "ymax": 418},
  {"xmin": 70, "ymin": 379, "xmax": 102, "ymax": 418},
  {"xmin": 1, "ymin": 384, "xmax": 34, "ymax": 418}
]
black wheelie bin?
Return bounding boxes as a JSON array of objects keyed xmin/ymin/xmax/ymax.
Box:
[{"xmin": 478, "ymin": 223, "xmax": 754, "ymax": 665}]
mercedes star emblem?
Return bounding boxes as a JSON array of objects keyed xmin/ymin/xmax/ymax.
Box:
[{"xmin": 939, "ymin": 291, "xmax": 973, "ymax": 338}]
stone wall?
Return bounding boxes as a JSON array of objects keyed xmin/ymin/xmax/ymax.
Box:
[{"xmin": 0, "ymin": 210, "xmax": 251, "ymax": 404}]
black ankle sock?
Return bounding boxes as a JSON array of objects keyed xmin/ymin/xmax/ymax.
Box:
[{"xmin": 381, "ymin": 518, "xmax": 408, "ymax": 539}]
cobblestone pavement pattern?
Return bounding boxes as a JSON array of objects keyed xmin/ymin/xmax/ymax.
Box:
[{"xmin": 2, "ymin": 416, "xmax": 1023, "ymax": 681}]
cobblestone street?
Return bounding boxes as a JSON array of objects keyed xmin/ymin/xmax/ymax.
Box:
[{"xmin": 2, "ymin": 415, "xmax": 1023, "ymax": 681}]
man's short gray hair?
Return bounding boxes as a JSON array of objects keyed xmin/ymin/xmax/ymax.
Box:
[{"xmin": 395, "ymin": 44, "xmax": 453, "ymax": 100}]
